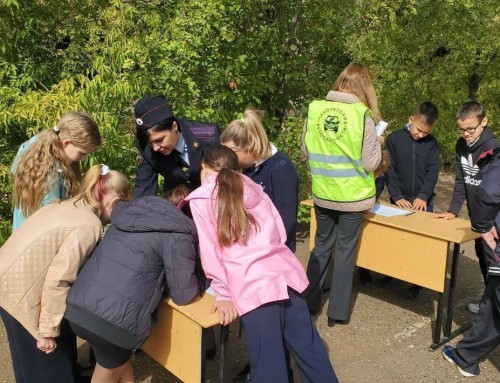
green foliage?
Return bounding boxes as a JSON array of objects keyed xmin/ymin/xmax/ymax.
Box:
[
  {"xmin": 0, "ymin": 0, "xmax": 499, "ymax": 242},
  {"xmin": 345, "ymin": 0, "xmax": 500, "ymax": 166}
]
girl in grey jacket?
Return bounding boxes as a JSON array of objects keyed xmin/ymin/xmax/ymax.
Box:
[{"xmin": 65, "ymin": 196, "xmax": 201, "ymax": 383}]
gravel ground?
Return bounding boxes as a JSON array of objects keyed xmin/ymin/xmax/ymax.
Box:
[{"xmin": 1, "ymin": 174, "xmax": 499, "ymax": 382}]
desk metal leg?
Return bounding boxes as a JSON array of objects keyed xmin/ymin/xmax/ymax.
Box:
[
  {"xmin": 444, "ymin": 243, "xmax": 460, "ymax": 336},
  {"xmin": 201, "ymin": 329, "xmax": 207, "ymax": 383},
  {"xmin": 430, "ymin": 243, "xmax": 473, "ymax": 350},
  {"xmin": 219, "ymin": 325, "xmax": 229, "ymax": 383}
]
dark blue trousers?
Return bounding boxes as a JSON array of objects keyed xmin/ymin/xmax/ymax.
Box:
[
  {"xmin": 0, "ymin": 307, "xmax": 78, "ymax": 383},
  {"xmin": 455, "ymin": 275, "xmax": 500, "ymax": 375},
  {"xmin": 240, "ymin": 289, "xmax": 338, "ymax": 383}
]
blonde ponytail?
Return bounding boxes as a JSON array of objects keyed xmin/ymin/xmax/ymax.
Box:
[
  {"xmin": 75, "ymin": 165, "xmax": 131, "ymax": 215},
  {"xmin": 220, "ymin": 108, "xmax": 272, "ymax": 161}
]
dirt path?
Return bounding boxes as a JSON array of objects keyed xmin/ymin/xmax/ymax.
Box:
[{"xmin": 1, "ymin": 174, "xmax": 499, "ymax": 382}]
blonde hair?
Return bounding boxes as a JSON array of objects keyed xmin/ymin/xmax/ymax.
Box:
[
  {"xmin": 75, "ymin": 164, "xmax": 131, "ymax": 216},
  {"xmin": 220, "ymin": 108, "xmax": 272, "ymax": 161},
  {"xmin": 333, "ymin": 63, "xmax": 381, "ymax": 123},
  {"xmin": 13, "ymin": 111, "xmax": 101, "ymax": 217},
  {"xmin": 203, "ymin": 145, "xmax": 258, "ymax": 248},
  {"xmin": 374, "ymin": 148, "xmax": 390, "ymax": 179}
]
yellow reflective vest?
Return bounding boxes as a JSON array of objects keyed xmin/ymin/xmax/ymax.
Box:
[{"xmin": 304, "ymin": 100, "xmax": 375, "ymax": 203}]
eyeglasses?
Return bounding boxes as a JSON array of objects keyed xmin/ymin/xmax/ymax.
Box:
[{"xmin": 456, "ymin": 121, "xmax": 482, "ymax": 135}]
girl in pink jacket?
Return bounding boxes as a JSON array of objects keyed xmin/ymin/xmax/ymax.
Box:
[{"xmin": 181, "ymin": 145, "xmax": 338, "ymax": 383}]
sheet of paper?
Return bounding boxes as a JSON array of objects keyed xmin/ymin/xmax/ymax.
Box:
[
  {"xmin": 369, "ymin": 204, "xmax": 415, "ymax": 217},
  {"xmin": 205, "ymin": 286, "xmax": 216, "ymax": 296}
]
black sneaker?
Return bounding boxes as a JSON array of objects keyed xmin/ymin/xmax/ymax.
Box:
[{"xmin": 233, "ymin": 364, "xmax": 251, "ymax": 383}]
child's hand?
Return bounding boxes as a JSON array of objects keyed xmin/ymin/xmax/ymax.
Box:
[
  {"xmin": 211, "ymin": 300, "xmax": 238, "ymax": 326},
  {"xmin": 412, "ymin": 198, "xmax": 427, "ymax": 211},
  {"xmin": 482, "ymin": 226, "xmax": 499, "ymax": 250},
  {"xmin": 434, "ymin": 212, "xmax": 456, "ymax": 220},
  {"xmin": 395, "ymin": 199, "xmax": 412, "ymax": 209},
  {"xmin": 37, "ymin": 337, "xmax": 57, "ymax": 354}
]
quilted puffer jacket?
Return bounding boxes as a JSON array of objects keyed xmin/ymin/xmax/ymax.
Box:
[
  {"xmin": 65, "ymin": 196, "xmax": 201, "ymax": 351},
  {"xmin": 0, "ymin": 199, "xmax": 102, "ymax": 339}
]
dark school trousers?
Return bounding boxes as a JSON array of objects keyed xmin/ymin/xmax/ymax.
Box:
[
  {"xmin": 0, "ymin": 307, "xmax": 78, "ymax": 383},
  {"xmin": 240, "ymin": 288, "xmax": 338, "ymax": 383},
  {"xmin": 455, "ymin": 274, "xmax": 500, "ymax": 375},
  {"xmin": 305, "ymin": 205, "xmax": 364, "ymax": 320},
  {"xmin": 475, "ymin": 238, "xmax": 488, "ymax": 284}
]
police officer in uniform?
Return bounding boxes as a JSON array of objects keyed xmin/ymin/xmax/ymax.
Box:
[{"xmin": 134, "ymin": 95, "xmax": 220, "ymax": 198}]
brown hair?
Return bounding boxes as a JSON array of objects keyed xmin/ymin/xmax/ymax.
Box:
[
  {"xmin": 374, "ymin": 148, "xmax": 390, "ymax": 179},
  {"xmin": 165, "ymin": 184, "xmax": 190, "ymax": 206},
  {"xmin": 203, "ymin": 145, "xmax": 258, "ymax": 248},
  {"xmin": 220, "ymin": 109, "xmax": 272, "ymax": 161},
  {"xmin": 13, "ymin": 111, "xmax": 101, "ymax": 217},
  {"xmin": 455, "ymin": 101, "xmax": 486, "ymax": 121},
  {"xmin": 333, "ymin": 63, "xmax": 381, "ymax": 123},
  {"xmin": 74, "ymin": 164, "xmax": 131, "ymax": 216}
]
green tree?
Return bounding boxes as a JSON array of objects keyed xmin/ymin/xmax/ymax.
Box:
[{"xmin": 344, "ymin": 0, "xmax": 499, "ymax": 165}]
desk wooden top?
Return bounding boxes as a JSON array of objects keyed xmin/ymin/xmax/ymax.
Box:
[
  {"xmin": 166, "ymin": 292, "xmax": 220, "ymax": 328},
  {"xmin": 300, "ymin": 199, "xmax": 480, "ymax": 244}
]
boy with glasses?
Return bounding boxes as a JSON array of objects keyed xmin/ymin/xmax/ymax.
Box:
[
  {"xmin": 443, "ymin": 147, "xmax": 500, "ymax": 377},
  {"xmin": 436, "ymin": 101, "xmax": 499, "ymax": 313}
]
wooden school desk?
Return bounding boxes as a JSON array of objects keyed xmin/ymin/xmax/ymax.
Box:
[
  {"xmin": 141, "ymin": 293, "xmax": 229, "ymax": 383},
  {"xmin": 301, "ymin": 200, "xmax": 481, "ymax": 350}
]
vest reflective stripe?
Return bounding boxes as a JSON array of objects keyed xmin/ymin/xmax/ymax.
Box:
[
  {"xmin": 310, "ymin": 167, "xmax": 368, "ymax": 178},
  {"xmin": 305, "ymin": 100, "xmax": 375, "ymax": 202},
  {"xmin": 308, "ymin": 152, "xmax": 363, "ymax": 168}
]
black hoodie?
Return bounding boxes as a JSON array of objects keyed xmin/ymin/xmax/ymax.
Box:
[
  {"xmin": 385, "ymin": 126, "xmax": 440, "ymax": 203},
  {"xmin": 65, "ymin": 196, "xmax": 201, "ymax": 350},
  {"xmin": 448, "ymin": 127, "xmax": 500, "ymax": 216},
  {"xmin": 472, "ymin": 148, "xmax": 500, "ymax": 277}
]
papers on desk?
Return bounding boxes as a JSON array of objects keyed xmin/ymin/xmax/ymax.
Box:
[
  {"xmin": 369, "ymin": 204, "xmax": 415, "ymax": 217},
  {"xmin": 205, "ymin": 286, "xmax": 216, "ymax": 296}
]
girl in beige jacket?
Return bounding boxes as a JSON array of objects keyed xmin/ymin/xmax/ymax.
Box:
[{"xmin": 0, "ymin": 164, "xmax": 131, "ymax": 383}]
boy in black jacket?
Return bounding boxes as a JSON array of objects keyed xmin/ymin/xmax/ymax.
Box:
[
  {"xmin": 436, "ymin": 101, "xmax": 500, "ymax": 313},
  {"xmin": 380, "ymin": 101, "xmax": 439, "ymax": 298},
  {"xmin": 385, "ymin": 101, "xmax": 440, "ymax": 212},
  {"xmin": 443, "ymin": 147, "xmax": 500, "ymax": 377}
]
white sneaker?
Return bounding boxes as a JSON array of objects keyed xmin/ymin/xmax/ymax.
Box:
[{"xmin": 467, "ymin": 303, "xmax": 480, "ymax": 314}]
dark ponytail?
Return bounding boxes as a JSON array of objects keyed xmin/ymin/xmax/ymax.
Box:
[{"xmin": 203, "ymin": 145, "xmax": 258, "ymax": 247}]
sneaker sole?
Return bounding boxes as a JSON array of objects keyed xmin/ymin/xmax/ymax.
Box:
[
  {"xmin": 467, "ymin": 306, "xmax": 480, "ymax": 314},
  {"xmin": 442, "ymin": 351, "xmax": 476, "ymax": 377}
]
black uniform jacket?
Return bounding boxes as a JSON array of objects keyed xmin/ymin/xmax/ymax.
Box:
[{"xmin": 134, "ymin": 119, "xmax": 220, "ymax": 198}]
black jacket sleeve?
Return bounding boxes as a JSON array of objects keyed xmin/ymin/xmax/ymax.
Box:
[
  {"xmin": 448, "ymin": 150, "xmax": 467, "ymax": 216},
  {"xmin": 385, "ymin": 133, "xmax": 405, "ymax": 201},
  {"xmin": 164, "ymin": 234, "xmax": 200, "ymax": 305},
  {"xmin": 134, "ymin": 154, "xmax": 159, "ymax": 198},
  {"xmin": 270, "ymin": 166, "xmax": 299, "ymax": 252},
  {"xmin": 417, "ymin": 139, "xmax": 440, "ymax": 201}
]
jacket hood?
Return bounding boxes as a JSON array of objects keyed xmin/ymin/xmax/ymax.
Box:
[
  {"xmin": 182, "ymin": 173, "xmax": 264, "ymax": 210},
  {"xmin": 467, "ymin": 127, "xmax": 496, "ymax": 153},
  {"xmin": 111, "ymin": 196, "xmax": 196, "ymax": 234}
]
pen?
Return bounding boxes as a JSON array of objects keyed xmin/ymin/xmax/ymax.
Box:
[{"xmin": 405, "ymin": 211, "xmax": 415, "ymax": 216}]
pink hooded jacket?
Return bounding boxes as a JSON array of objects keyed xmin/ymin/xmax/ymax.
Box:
[{"xmin": 181, "ymin": 174, "xmax": 309, "ymax": 316}]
